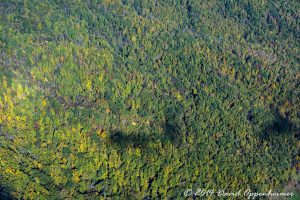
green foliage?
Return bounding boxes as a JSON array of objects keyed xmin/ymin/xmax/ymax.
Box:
[{"xmin": 0, "ymin": 0, "xmax": 299, "ymax": 199}]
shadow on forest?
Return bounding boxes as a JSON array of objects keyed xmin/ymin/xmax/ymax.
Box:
[
  {"xmin": 109, "ymin": 109, "xmax": 183, "ymax": 149},
  {"xmin": 259, "ymin": 109, "xmax": 300, "ymax": 141},
  {"xmin": 0, "ymin": 185, "xmax": 16, "ymax": 200},
  {"xmin": 109, "ymin": 122, "xmax": 182, "ymax": 149},
  {"xmin": 258, "ymin": 108, "xmax": 300, "ymax": 170}
]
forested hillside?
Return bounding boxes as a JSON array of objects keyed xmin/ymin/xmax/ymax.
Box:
[{"xmin": 0, "ymin": 0, "xmax": 299, "ymax": 199}]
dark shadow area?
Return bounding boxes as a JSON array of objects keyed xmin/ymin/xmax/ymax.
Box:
[
  {"xmin": 109, "ymin": 122, "xmax": 182, "ymax": 150},
  {"xmin": 257, "ymin": 106, "xmax": 300, "ymax": 172},
  {"xmin": 259, "ymin": 109, "xmax": 300, "ymax": 140},
  {"xmin": 161, "ymin": 122, "xmax": 182, "ymax": 147},
  {"xmin": 110, "ymin": 131, "xmax": 149, "ymax": 148},
  {"xmin": 109, "ymin": 107, "xmax": 184, "ymax": 149},
  {"xmin": 0, "ymin": 184, "xmax": 16, "ymax": 200}
]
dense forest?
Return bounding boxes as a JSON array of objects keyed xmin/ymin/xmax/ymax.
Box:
[{"xmin": 0, "ymin": 0, "xmax": 299, "ymax": 199}]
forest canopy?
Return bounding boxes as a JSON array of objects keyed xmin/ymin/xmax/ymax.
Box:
[{"xmin": 0, "ymin": 0, "xmax": 299, "ymax": 199}]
